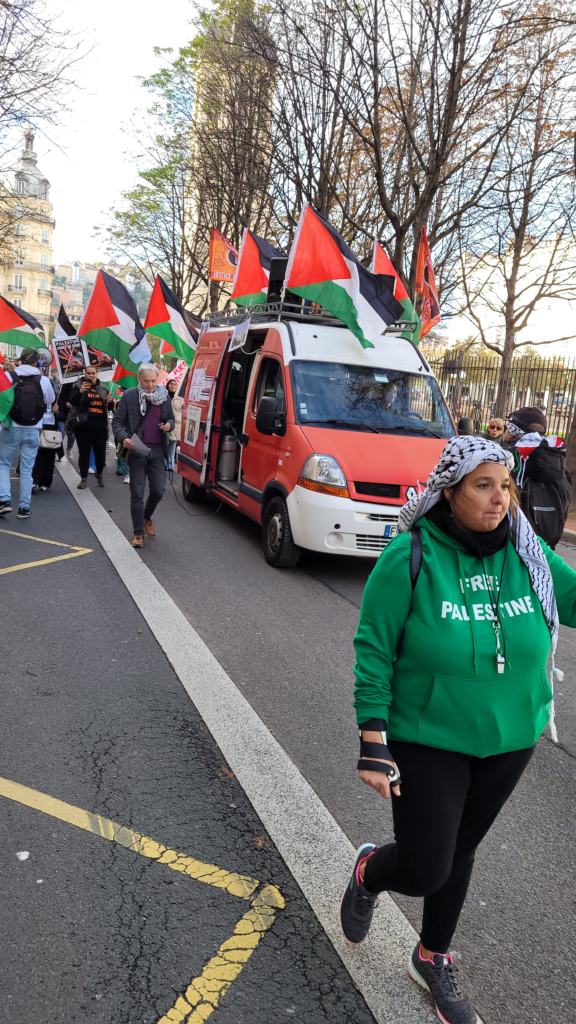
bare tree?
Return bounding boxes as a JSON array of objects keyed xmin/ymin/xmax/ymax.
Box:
[{"xmin": 454, "ymin": 15, "xmax": 576, "ymax": 415}]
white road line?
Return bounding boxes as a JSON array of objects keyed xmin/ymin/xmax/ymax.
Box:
[{"xmin": 57, "ymin": 458, "xmax": 450, "ymax": 1024}]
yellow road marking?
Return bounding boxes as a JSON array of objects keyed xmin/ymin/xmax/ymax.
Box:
[
  {"xmin": 0, "ymin": 528, "xmax": 92, "ymax": 575},
  {"xmin": 0, "ymin": 776, "xmax": 284, "ymax": 1024}
]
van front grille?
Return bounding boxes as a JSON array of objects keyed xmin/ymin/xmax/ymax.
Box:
[
  {"xmin": 356, "ymin": 534, "xmax": 389, "ymax": 552},
  {"xmin": 354, "ymin": 481, "xmax": 400, "ymax": 499}
]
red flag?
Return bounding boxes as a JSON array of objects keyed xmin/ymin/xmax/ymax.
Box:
[
  {"xmin": 370, "ymin": 240, "xmax": 409, "ymax": 301},
  {"xmin": 415, "ymin": 227, "xmax": 441, "ymax": 338},
  {"xmin": 209, "ymin": 228, "xmax": 239, "ymax": 282}
]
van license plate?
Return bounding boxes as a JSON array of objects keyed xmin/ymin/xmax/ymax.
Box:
[{"xmin": 384, "ymin": 524, "xmax": 398, "ymax": 538}]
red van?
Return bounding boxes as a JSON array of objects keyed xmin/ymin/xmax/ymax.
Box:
[{"xmin": 178, "ymin": 308, "xmax": 455, "ymax": 567}]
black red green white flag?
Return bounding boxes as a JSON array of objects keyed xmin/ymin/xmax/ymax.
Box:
[
  {"xmin": 78, "ymin": 270, "xmax": 151, "ymax": 373},
  {"xmin": 231, "ymin": 229, "xmax": 283, "ymax": 307},
  {"xmin": 144, "ymin": 275, "xmax": 199, "ymax": 366},
  {"xmin": 284, "ymin": 204, "xmax": 404, "ymax": 349},
  {"xmin": 0, "ymin": 295, "xmax": 43, "ymax": 348},
  {"xmin": 54, "ymin": 304, "xmax": 77, "ymax": 340},
  {"xmin": 370, "ymin": 239, "xmax": 420, "ymax": 343},
  {"xmin": 0, "ymin": 365, "xmax": 15, "ymax": 425}
]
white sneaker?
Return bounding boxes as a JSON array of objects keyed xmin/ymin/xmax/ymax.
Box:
[
  {"xmin": 123, "ymin": 476, "xmax": 130, "ymax": 484},
  {"xmin": 88, "ymin": 468, "xmax": 95, "ymax": 474}
]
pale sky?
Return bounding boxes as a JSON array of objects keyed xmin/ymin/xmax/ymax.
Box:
[{"xmin": 33, "ymin": 0, "xmax": 195, "ymax": 266}]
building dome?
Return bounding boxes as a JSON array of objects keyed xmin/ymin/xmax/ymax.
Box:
[{"xmin": 14, "ymin": 130, "xmax": 50, "ymax": 200}]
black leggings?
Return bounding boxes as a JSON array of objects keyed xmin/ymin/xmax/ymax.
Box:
[
  {"xmin": 363, "ymin": 740, "xmax": 534, "ymax": 953},
  {"xmin": 76, "ymin": 426, "xmax": 107, "ymax": 479}
]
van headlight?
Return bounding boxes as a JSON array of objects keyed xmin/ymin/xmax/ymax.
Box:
[{"xmin": 298, "ymin": 454, "xmax": 349, "ymax": 498}]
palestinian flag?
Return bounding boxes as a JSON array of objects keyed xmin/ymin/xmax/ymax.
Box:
[
  {"xmin": 54, "ymin": 304, "xmax": 77, "ymax": 340},
  {"xmin": 284, "ymin": 203, "xmax": 404, "ymax": 349},
  {"xmin": 107, "ymin": 362, "xmax": 138, "ymax": 398},
  {"xmin": 0, "ymin": 295, "xmax": 43, "ymax": 348},
  {"xmin": 231, "ymin": 229, "xmax": 283, "ymax": 307},
  {"xmin": 78, "ymin": 270, "xmax": 151, "ymax": 373},
  {"xmin": 144, "ymin": 275, "xmax": 199, "ymax": 365},
  {"xmin": 0, "ymin": 365, "xmax": 14, "ymax": 426},
  {"xmin": 371, "ymin": 239, "xmax": 420, "ymax": 343},
  {"xmin": 415, "ymin": 226, "xmax": 441, "ymax": 338}
]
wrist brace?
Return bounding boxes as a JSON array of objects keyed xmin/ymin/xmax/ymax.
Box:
[{"xmin": 357, "ymin": 718, "xmax": 401, "ymax": 785}]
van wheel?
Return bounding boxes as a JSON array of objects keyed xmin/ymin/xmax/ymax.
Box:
[
  {"xmin": 262, "ymin": 496, "xmax": 301, "ymax": 568},
  {"xmin": 182, "ymin": 477, "xmax": 206, "ymax": 503}
]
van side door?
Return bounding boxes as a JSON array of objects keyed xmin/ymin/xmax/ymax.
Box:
[{"xmin": 238, "ymin": 354, "xmax": 286, "ymax": 518}]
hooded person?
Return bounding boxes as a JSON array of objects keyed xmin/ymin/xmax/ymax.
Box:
[
  {"xmin": 503, "ymin": 406, "xmax": 571, "ymax": 548},
  {"xmin": 339, "ymin": 435, "xmax": 576, "ymax": 1024}
]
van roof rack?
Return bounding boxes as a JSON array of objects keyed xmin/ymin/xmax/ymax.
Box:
[{"xmin": 205, "ymin": 301, "xmax": 418, "ymax": 337}]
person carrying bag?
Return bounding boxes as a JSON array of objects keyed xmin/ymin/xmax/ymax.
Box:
[{"xmin": 340, "ymin": 435, "xmax": 576, "ymax": 1024}]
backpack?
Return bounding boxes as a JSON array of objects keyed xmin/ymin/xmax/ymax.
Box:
[
  {"xmin": 10, "ymin": 372, "xmax": 45, "ymax": 426},
  {"xmin": 521, "ymin": 441, "xmax": 572, "ymax": 548}
]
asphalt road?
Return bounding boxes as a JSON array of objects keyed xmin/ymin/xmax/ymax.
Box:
[
  {"xmin": 0, "ymin": 475, "xmax": 376, "ymax": 1024},
  {"xmin": 80, "ymin": 452, "xmax": 576, "ymax": 1024}
]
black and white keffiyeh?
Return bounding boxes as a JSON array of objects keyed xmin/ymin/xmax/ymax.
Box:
[
  {"xmin": 505, "ymin": 419, "xmax": 524, "ymax": 441},
  {"xmin": 398, "ymin": 435, "xmax": 560, "ymax": 741},
  {"xmin": 137, "ymin": 382, "xmax": 169, "ymax": 416}
]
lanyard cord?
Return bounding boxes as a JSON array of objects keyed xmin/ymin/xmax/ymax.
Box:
[{"xmin": 479, "ymin": 541, "xmax": 508, "ymax": 658}]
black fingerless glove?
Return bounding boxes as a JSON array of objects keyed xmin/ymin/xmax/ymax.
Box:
[{"xmin": 357, "ymin": 718, "xmax": 401, "ymax": 785}]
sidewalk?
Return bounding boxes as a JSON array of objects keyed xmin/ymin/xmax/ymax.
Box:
[{"xmin": 0, "ymin": 472, "xmax": 381, "ymax": 1024}]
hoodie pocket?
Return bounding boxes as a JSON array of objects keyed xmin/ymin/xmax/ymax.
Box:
[{"xmin": 417, "ymin": 669, "xmax": 551, "ymax": 755}]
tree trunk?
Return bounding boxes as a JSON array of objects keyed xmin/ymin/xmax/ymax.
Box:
[{"xmin": 494, "ymin": 319, "xmax": 516, "ymax": 419}]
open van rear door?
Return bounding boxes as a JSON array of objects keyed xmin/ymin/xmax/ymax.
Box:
[{"xmin": 181, "ymin": 329, "xmax": 230, "ymax": 483}]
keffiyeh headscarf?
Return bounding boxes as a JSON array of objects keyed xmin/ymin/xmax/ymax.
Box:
[
  {"xmin": 398, "ymin": 435, "xmax": 560, "ymax": 741},
  {"xmin": 505, "ymin": 419, "xmax": 525, "ymax": 442},
  {"xmin": 138, "ymin": 381, "xmax": 169, "ymax": 416}
]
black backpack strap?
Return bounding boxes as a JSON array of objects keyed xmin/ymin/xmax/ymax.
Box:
[{"xmin": 409, "ymin": 527, "xmax": 423, "ymax": 590}]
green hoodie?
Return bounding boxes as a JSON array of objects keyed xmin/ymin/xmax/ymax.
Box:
[{"xmin": 354, "ymin": 515, "xmax": 576, "ymax": 757}]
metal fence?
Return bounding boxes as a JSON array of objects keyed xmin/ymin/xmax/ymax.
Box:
[{"xmin": 428, "ymin": 354, "xmax": 576, "ymax": 437}]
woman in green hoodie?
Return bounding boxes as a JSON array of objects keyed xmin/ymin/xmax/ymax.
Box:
[{"xmin": 340, "ymin": 435, "xmax": 576, "ymax": 1024}]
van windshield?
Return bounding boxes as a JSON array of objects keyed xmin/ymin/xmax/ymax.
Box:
[{"xmin": 290, "ymin": 361, "xmax": 455, "ymax": 439}]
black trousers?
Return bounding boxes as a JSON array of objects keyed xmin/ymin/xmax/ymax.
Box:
[
  {"xmin": 76, "ymin": 426, "xmax": 107, "ymax": 479},
  {"xmin": 363, "ymin": 740, "xmax": 534, "ymax": 953},
  {"xmin": 32, "ymin": 445, "xmax": 56, "ymax": 488},
  {"xmin": 128, "ymin": 447, "xmax": 166, "ymax": 535}
]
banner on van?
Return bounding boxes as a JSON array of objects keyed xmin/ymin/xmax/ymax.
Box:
[{"xmin": 229, "ymin": 317, "xmax": 251, "ymax": 352}]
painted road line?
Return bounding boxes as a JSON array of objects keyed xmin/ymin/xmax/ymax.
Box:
[
  {"xmin": 57, "ymin": 458, "xmax": 445, "ymax": 1024},
  {"xmin": 0, "ymin": 774, "xmax": 284, "ymax": 1024},
  {"xmin": 0, "ymin": 527, "xmax": 92, "ymax": 575}
]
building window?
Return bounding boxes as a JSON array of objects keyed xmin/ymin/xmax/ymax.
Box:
[
  {"xmin": 14, "ymin": 249, "xmax": 24, "ymax": 266},
  {"xmin": 41, "ymin": 253, "xmax": 47, "ymax": 269},
  {"xmin": 16, "ymin": 179, "xmax": 25, "ymax": 194},
  {"xmin": 41, "ymin": 278, "xmax": 46, "ymax": 290},
  {"xmin": 13, "ymin": 299, "xmax": 22, "ymax": 308},
  {"xmin": 14, "ymin": 274, "xmax": 23, "ymax": 289},
  {"xmin": 42, "ymin": 229, "xmax": 48, "ymax": 244}
]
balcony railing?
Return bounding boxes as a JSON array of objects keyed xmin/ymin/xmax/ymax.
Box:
[
  {"xmin": 8, "ymin": 284, "xmax": 26, "ymax": 293},
  {"xmin": 10, "ymin": 260, "xmax": 55, "ymax": 275},
  {"xmin": 38, "ymin": 288, "xmax": 53, "ymax": 298}
]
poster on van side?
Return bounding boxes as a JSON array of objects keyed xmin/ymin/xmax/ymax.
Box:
[{"xmin": 185, "ymin": 404, "xmax": 202, "ymax": 447}]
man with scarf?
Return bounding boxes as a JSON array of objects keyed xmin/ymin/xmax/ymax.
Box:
[{"xmin": 112, "ymin": 364, "xmax": 174, "ymax": 548}]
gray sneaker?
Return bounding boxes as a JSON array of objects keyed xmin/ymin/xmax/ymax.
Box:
[
  {"xmin": 339, "ymin": 843, "xmax": 378, "ymax": 944},
  {"xmin": 408, "ymin": 943, "xmax": 478, "ymax": 1024}
]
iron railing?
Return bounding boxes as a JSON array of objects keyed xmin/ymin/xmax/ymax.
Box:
[{"xmin": 429, "ymin": 354, "xmax": 576, "ymax": 437}]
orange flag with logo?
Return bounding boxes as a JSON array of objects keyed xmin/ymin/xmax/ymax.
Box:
[
  {"xmin": 209, "ymin": 228, "xmax": 239, "ymax": 282},
  {"xmin": 415, "ymin": 226, "xmax": 441, "ymax": 338}
]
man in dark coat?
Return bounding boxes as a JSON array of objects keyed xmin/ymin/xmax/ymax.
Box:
[{"xmin": 112, "ymin": 363, "xmax": 174, "ymax": 548}]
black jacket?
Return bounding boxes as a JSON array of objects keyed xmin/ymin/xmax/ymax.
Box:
[
  {"xmin": 70, "ymin": 379, "xmax": 111, "ymax": 437},
  {"xmin": 112, "ymin": 388, "xmax": 174, "ymax": 459}
]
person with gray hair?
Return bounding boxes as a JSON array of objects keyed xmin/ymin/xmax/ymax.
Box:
[{"xmin": 112, "ymin": 363, "xmax": 174, "ymax": 548}]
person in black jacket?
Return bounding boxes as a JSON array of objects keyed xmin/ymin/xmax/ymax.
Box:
[
  {"xmin": 112, "ymin": 364, "xmax": 174, "ymax": 548},
  {"xmin": 69, "ymin": 367, "xmax": 113, "ymax": 488}
]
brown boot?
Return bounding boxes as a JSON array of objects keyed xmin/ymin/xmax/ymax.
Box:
[
  {"xmin": 131, "ymin": 533, "xmax": 144, "ymax": 548},
  {"xmin": 143, "ymin": 519, "xmax": 156, "ymax": 537},
  {"xmin": 96, "ymin": 474, "xmax": 105, "ymax": 487},
  {"xmin": 77, "ymin": 479, "xmax": 88, "ymax": 489}
]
